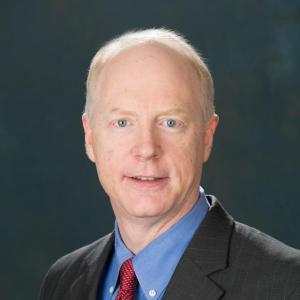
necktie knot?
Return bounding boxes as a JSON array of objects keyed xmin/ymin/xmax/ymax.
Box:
[{"xmin": 116, "ymin": 257, "xmax": 137, "ymax": 300}]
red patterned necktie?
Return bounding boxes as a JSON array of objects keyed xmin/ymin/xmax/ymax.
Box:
[{"xmin": 115, "ymin": 257, "xmax": 137, "ymax": 300}]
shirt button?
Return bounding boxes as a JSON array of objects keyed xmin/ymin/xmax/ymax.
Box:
[
  {"xmin": 109, "ymin": 286, "xmax": 114, "ymax": 294},
  {"xmin": 149, "ymin": 289, "xmax": 157, "ymax": 297}
]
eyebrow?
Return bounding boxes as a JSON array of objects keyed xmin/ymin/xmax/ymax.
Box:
[
  {"xmin": 158, "ymin": 108, "xmax": 188, "ymax": 116},
  {"xmin": 108, "ymin": 107, "xmax": 137, "ymax": 116},
  {"xmin": 108, "ymin": 107, "xmax": 188, "ymax": 116}
]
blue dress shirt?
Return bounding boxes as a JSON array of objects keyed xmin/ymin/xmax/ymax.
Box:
[{"xmin": 100, "ymin": 187, "xmax": 210, "ymax": 300}]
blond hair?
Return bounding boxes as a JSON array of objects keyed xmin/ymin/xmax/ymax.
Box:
[{"xmin": 85, "ymin": 28, "xmax": 215, "ymax": 124}]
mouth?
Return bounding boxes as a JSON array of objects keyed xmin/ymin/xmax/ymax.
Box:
[{"xmin": 124, "ymin": 175, "xmax": 168, "ymax": 189}]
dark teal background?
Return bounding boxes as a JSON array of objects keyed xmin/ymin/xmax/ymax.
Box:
[{"xmin": 1, "ymin": 1, "xmax": 299, "ymax": 299}]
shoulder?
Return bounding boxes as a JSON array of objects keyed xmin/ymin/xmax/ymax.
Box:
[
  {"xmin": 229, "ymin": 220, "xmax": 300, "ymax": 295},
  {"xmin": 39, "ymin": 232, "xmax": 114, "ymax": 300},
  {"xmin": 207, "ymin": 195, "xmax": 300, "ymax": 267},
  {"xmin": 232, "ymin": 220, "xmax": 300, "ymax": 265},
  {"xmin": 48, "ymin": 232, "xmax": 113, "ymax": 274},
  {"xmin": 206, "ymin": 196, "xmax": 300, "ymax": 297}
]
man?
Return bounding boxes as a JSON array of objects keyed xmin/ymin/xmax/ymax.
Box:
[{"xmin": 40, "ymin": 28, "xmax": 300, "ymax": 300}]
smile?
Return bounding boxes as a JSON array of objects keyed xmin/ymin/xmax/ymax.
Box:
[
  {"xmin": 125, "ymin": 175, "xmax": 168, "ymax": 189},
  {"xmin": 133, "ymin": 176, "xmax": 160, "ymax": 181}
]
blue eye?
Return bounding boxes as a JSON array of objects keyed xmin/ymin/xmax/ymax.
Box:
[
  {"xmin": 166, "ymin": 119, "xmax": 177, "ymax": 127},
  {"xmin": 117, "ymin": 119, "xmax": 128, "ymax": 127}
]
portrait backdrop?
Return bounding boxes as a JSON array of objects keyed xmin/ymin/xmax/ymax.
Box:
[{"xmin": 1, "ymin": 1, "xmax": 299, "ymax": 299}]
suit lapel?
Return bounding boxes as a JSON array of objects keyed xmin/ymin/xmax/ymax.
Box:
[
  {"xmin": 68, "ymin": 232, "xmax": 115, "ymax": 300},
  {"xmin": 163, "ymin": 196, "xmax": 234, "ymax": 300}
]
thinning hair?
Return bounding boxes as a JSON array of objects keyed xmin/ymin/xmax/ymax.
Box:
[{"xmin": 85, "ymin": 28, "xmax": 215, "ymax": 124}]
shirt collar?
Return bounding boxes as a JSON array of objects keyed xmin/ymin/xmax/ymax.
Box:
[{"xmin": 113, "ymin": 186, "xmax": 210, "ymax": 299}]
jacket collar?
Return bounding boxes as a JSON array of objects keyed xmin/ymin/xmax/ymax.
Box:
[
  {"xmin": 163, "ymin": 196, "xmax": 234, "ymax": 300},
  {"xmin": 68, "ymin": 232, "xmax": 115, "ymax": 300}
]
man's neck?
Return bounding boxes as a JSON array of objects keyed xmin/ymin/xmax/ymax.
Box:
[{"xmin": 115, "ymin": 200, "xmax": 198, "ymax": 254}]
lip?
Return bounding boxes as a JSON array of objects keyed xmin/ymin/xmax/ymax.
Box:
[{"xmin": 124, "ymin": 176, "xmax": 168, "ymax": 190}]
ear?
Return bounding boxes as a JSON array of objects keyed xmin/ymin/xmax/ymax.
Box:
[
  {"xmin": 82, "ymin": 113, "xmax": 96, "ymax": 162},
  {"xmin": 203, "ymin": 114, "xmax": 219, "ymax": 162}
]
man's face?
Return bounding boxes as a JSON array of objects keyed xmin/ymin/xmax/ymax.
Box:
[{"xmin": 83, "ymin": 44, "xmax": 218, "ymax": 224}]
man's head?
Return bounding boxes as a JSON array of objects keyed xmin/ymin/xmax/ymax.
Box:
[
  {"xmin": 82, "ymin": 28, "xmax": 218, "ymax": 226},
  {"xmin": 85, "ymin": 28, "xmax": 215, "ymax": 126}
]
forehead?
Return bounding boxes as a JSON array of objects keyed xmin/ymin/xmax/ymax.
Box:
[{"xmin": 93, "ymin": 44, "xmax": 202, "ymax": 111}]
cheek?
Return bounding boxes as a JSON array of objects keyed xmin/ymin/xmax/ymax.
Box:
[
  {"xmin": 166, "ymin": 139, "xmax": 201, "ymax": 171},
  {"xmin": 95, "ymin": 147, "xmax": 120, "ymax": 192},
  {"xmin": 183, "ymin": 145, "xmax": 202, "ymax": 171},
  {"xmin": 167, "ymin": 134, "xmax": 205, "ymax": 178},
  {"xmin": 92, "ymin": 131, "xmax": 117, "ymax": 161},
  {"xmin": 172, "ymin": 130, "xmax": 204, "ymax": 159},
  {"xmin": 92, "ymin": 138, "xmax": 116, "ymax": 173},
  {"xmin": 97, "ymin": 148, "xmax": 117, "ymax": 170},
  {"xmin": 103, "ymin": 148, "xmax": 114, "ymax": 162}
]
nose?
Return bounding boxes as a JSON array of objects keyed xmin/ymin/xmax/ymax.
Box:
[{"xmin": 131, "ymin": 125, "xmax": 161, "ymax": 160}]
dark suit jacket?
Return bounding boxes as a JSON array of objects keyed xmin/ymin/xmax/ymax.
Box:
[{"xmin": 40, "ymin": 196, "xmax": 300, "ymax": 299}]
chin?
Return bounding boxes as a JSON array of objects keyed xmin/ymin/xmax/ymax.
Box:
[{"xmin": 121, "ymin": 197, "xmax": 170, "ymax": 219}]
